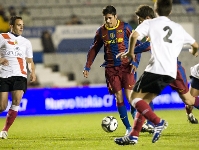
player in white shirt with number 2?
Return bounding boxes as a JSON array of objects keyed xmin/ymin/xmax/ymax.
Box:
[{"xmin": 114, "ymin": 0, "xmax": 199, "ymax": 146}]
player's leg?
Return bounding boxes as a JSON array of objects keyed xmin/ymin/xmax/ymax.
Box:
[
  {"xmin": 114, "ymin": 72, "xmax": 173, "ymax": 145},
  {"xmin": 185, "ymin": 105, "xmax": 198, "ymax": 124},
  {"xmin": 179, "ymin": 92, "xmax": 199, "ymax": 123},
  {"xmin": 114, "ymin": 92, "xmax": 165, "ymax": 145},
  {"xmin": 114, "ymin": 111, "xmax": 145, "ymax": 145},
  {"xmin": 178, "ymin": 63, "xmax": 198, "ymax": 123},
  {"xmin": 122, "ymin": 65, "xmax": 139, "ymax": 135},
  {"xmin": 130, "ymin": 73, "xmax": 172, "ymax": 143},
  {"xmin": 170, "ymin": 62, "xmax": 199, "ymax": 122},
  {"xmin": 0, "ymin": 92, "xmax": 9, "ymax": 141},
  {"xmin": 105, "ymin": 67, "xmax": 131, "ymax": 135},
  {"xmin": 2, "ymin": 90, "xmax": 24, "ymax": 132},
  {"xmin": 126, "ymin": 69, "xmax": 155, "ymax": 127},
  {"xmin": 1, "ymin": 76, "xmax": 27, "ymax": 139},
  {"xmin": 0, "ymin": 78, "xmax": 10, "ymax": 113},
  {"xmin": 125, "ymin": 69, "xmax": 155, "ymax": 134},
  {"xmin": 115, "ymin": 90, "xmax": 132, "ymax": 135},
  {"xmin": 130, "ymin": 100, "xmax": 155, "ymax": 133},
  {"xmin": 0, "ymin": 92, "xmax": 9, "ymax": 113},
  {"xmin": 141, "ymin": 101, "xmax": 155, "ymax": 133},
  {"xmin": 0, "ymin": 78, "xmax": 11, "ymax": 139}
]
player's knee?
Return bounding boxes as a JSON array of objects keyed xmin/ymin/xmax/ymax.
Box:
[
  {"xmin": 131, "ymin": 98, "xmax": 142, "ymax": 107},
  {"xmin": 182, "ymin": 98, "xmax": 195, "ymax": 106},
  {"xmin": 114, "ymin": 91, "xmax": 123, "ymax": 103}
]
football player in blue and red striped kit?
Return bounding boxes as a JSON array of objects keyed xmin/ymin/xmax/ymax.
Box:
[{"xmin": 83, "ymin": 5, "xmax": 150, "ymax": 136}]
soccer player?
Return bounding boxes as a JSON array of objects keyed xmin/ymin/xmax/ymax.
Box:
[
  {"xmin": 133, "ymin": 5, "xmax": 198, "ymax": 131},
  {"xmin": 0, "ymin": 16, "xmax": 36, "ymax": 139},
  {"xmin": 114, "ymin": 0, "xmax": 199, "ymax": 145},
  {"xmin": 83, "ymin": 5, "xmax": 150, "ymax": 136}
]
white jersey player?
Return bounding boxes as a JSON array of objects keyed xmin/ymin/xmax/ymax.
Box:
[
  {"xmin": 114, "ymin": 0, "xmax": 199, "ymax": 146},
  {"xmin": 0, "ymin": 32, "xmax": 33, "ymax": 78},
  {"xmin": 0, "ymin": 16, "xmax": 36, "ymax": 139},
  {"xmin": 135, "ymin": 16, "xmax": 196, "ymax": 78}
]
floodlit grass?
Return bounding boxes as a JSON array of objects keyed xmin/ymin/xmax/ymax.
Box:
[{"xmin": 0, "ymin": 109, "xmax": 198, "ymax": 150}]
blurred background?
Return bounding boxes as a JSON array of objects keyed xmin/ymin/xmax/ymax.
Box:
[{"xmin": 0, "ymin": 0, "xmax": 199, "ymax": 116}]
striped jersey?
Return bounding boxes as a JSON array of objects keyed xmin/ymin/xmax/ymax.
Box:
[
  {"xmin": 84, "ymin": 20, "xmax": 142, "ymax": 70},
  {"xmin": 0, "ymin": 32, "xmax": 33, "ymax": 78},
  {"xmin": 136, "ymin": 16, "xmax": 195, "ymax": 79}
]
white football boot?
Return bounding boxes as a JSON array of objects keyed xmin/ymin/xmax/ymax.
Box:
[{"xmin": 0, "ymin": 131, "xmax": 8, "ymax": 139}]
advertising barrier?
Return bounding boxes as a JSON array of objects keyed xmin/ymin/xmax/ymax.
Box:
[{"xmin": 0, "ymin": 85, "xmax": 184, "ymax": 117}]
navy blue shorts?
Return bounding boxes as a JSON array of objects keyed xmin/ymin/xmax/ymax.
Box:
[
  {"xmin": 0, "ymin": 76, "xmax": 27, "ymax": 92},
  {"xmin": 133, "ymin": 71, "xmax": 175, "ymax": 95}
]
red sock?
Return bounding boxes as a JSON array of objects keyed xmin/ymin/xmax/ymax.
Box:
[
  {"xmin": 185, "ymin": 105, "xmax": 193, "ymax": 114},
  {"xmin": 116, "ymin": 101, "xmax": 124, "ymax": 107},
  {"xmin": 2, "ymin": 109, "xmax": 18, "ymax": 131},
  {"xmin": 130, "ymin": 112, "xmax": 145, "ymax": 137},
  {"xmin": 135, "ymin": 100, "xmax": 160, "ymax": 125}
]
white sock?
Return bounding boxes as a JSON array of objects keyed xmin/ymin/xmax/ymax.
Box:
[
  {"xmin": 10, "ymin": 105, "xmax": 19, "ymax": 111},
  {"xmin": 131, "ymin": 98, "xmax": 142, "ymax": 107}
]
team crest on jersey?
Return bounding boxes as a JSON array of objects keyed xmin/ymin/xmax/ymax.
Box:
[
  {"xmin": 110, "ymin": 33, "xmax": 115, "ymax": 39},
  {"xmin": 14, "ymin": 40, "xmax": 18, "ymax": 45}
]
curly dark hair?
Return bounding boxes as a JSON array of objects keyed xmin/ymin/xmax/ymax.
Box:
[{"xmin": 135, "ymin": 5, "xmax": 155, "ymax": 19}]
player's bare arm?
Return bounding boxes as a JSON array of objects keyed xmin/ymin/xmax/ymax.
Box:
[
  {"xmin": 26, "ymin": 58, "xmax": 36, "ymax": 82},
  {"xmin": 0, "ymin": 58, "xmax": 9, "ymax": 66},
  {"xmin": 189, "ymin": 41, "xmax": 199, "ymax": 57}
]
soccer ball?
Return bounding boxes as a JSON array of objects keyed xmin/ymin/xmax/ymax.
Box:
[{"xmin": 101, "ymin": 116, "xmax": 118, "ymax": 132}]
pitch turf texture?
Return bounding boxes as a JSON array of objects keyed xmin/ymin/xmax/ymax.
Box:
[{"xmin": 0, "ymin": 109, "xmax": 198, "ymax": 150}]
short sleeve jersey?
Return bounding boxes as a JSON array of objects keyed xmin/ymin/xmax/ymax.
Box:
[
  {"xmin": 0, "ymin": 32, "xmax": 33, "ymax": 78},
  {"xmin": 135, "ymin": 16, "xmax": 195, "ymax": 79}
]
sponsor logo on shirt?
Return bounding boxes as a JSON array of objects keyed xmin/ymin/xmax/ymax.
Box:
[{"xmin": 2, "ymin": 49, "xmax": 23, "ymax": 57}]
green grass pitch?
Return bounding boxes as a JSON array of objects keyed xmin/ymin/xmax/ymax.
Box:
[{"xmin": 0, "ymin": 109, "xmax": 198, "ymax": 150}]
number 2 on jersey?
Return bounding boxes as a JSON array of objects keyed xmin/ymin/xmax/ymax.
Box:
[{"xmin": 163, "ymin": 26, "xmax": 172, "ymax": 43}]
